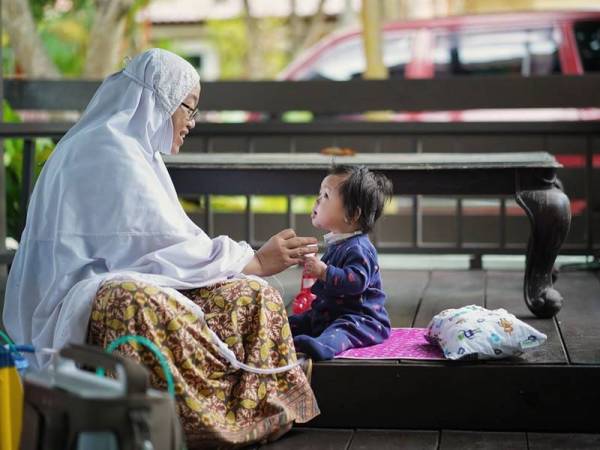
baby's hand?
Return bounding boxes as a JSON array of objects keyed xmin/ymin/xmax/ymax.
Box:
[{"xmin": 303, "ymin": 255, "xmax": 327, "ymax": 281}]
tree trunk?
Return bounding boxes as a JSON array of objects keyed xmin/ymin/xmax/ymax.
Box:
[
  {"xmin": 288, "ymin": 0, "xmax": 328, "ymax": 61},
  {"xmin": 83, "ymin": 0, "xmax": 135, "ymax": 78},
  {"xmin": 2, "ymin": 0, "xmax": 60, "ymax": 78},
  {"xmin": 339, "ymin": 0, "xmax": 358, "ymax": 27},
  {"xmin": 383, "ymin": 0, "xmax": 404, "ymax": 22},
  {"xmin": 288, "ymin": 0, "xmax": 303, "ymax": 56},
  {"xmin": 361, "ymin": 0, "xmax": 388, "ymax": 79},
  {"xmin": 242, "ymin": 0, "xmax": 263, "ymax": 80},
  {"xmin": 297, "ymin": 0, "xmax": 327, "ymax": 56}
]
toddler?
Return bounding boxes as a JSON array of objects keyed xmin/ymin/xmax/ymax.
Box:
[{"xmin": 289, "ymin": 165, "xmax": 393, "ymax": 360}]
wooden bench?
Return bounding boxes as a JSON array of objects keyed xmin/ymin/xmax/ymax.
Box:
[
  {"xmin": 4, "ymin": 76, "xmax": 599, "ymax": 256},
  {"xmin": 4, "ymin": 76, "xmax": 593, "ymax": 316},
  {"xmin": 164, "ymin": 151, "xmax": 571, "ymax": 318}
]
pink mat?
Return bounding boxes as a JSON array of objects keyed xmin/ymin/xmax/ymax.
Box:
[{"xmin": 335, "ymin": 327, "xmax": 445, "ymax": 360}]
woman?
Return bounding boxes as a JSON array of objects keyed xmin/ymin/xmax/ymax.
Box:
[{"xmin": 3, "ymin": 48, "xmax": 319, "ymax": 447}]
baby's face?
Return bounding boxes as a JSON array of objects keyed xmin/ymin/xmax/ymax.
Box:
[{"xmin": 311, "ymin": 174, "xmax": 350, "ymax": 233}]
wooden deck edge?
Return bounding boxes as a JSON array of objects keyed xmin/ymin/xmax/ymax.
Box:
[{"xmin": 303, "ymin": 363, "xmax": 600, "ymax": 432}]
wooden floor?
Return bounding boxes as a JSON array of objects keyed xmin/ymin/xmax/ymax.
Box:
[
  {"xmin": 257, "ymin": 267, "xmax": 600, "ymax": 449},
  {"xmin": 269, "ymin": 267, "xmax": 600, "ymax": 367},
  {"xmin": 2, "ymin": 267, "xmax": 598, "ymax": 448},
  {"xmin": 258, "ymin": 428, "xmax": 600, "ymax": 449}
]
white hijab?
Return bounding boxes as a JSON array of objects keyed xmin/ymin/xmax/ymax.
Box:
[{"xmin": 3, "ymin": 49, "xmax": 255, "ymax": 368}]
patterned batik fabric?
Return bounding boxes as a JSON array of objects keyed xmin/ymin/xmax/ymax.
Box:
[{"xmin": 87, "ymin": 278, "xmax": 319, "ymax": 449}]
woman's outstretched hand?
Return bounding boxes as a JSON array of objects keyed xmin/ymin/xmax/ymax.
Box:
[{"xmin": 243, "ymin": 229, "xmax": 318, "ymax": 277}]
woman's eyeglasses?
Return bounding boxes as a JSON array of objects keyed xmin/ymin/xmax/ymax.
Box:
[{"xmin": 180, "ymin": 102, "xmax": 200, "ymax": 121}]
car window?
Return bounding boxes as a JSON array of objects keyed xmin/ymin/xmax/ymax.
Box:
[
  {"xmin": 574, "ymin": 21, "xmax": 600, "ymax": 72},
  {"xmin": 434, "ymin": 28, "xmax": 560, "ymax": 77},
  {"xmin": 301, "ymin": 33, "xmax": 413, "ymax": 80},
  {"xmin": 382, "ymin": 33, "xmax": 414, "ymax": 78}
]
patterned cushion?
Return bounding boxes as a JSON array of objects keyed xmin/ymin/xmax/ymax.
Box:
[{"xmin": 425, "ymin": 305, "xmax": 547, "ymax": 360}]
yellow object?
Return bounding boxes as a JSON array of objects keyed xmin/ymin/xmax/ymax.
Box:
[
  {"xmin": 0, "ymin": 352, "xmax": 23, "ymax": 450},
  {"xmin": 361, "ymin": 0, "xmax": 388, "ymax": 79}
]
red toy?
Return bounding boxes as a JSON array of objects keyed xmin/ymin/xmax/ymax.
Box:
[{"xmin": 292, "ymin": 253, "xmax": 317, "ymax": 314}]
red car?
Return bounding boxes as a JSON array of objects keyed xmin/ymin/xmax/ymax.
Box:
[
  {"xmin": 278, "ymin": 11, "xmax": 600, "ymax": 244},
  {"xmin": 279, "ymin": 10, "xmax": 600, "ymax": 122}
]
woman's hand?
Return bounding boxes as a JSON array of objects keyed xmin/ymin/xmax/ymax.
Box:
[
  {"xmin": 243, "ymin": 229, "xmax": 318, "ymax": 277},
  {"xmin": 303, "ymin": 254, "xmax": 327, "ymax": 281}
]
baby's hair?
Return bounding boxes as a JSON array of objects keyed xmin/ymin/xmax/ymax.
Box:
[{"xmin": 329, "ymin": 165, "xmax": 393, "ymax": 233}]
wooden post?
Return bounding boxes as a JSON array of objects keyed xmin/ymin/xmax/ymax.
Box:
[
  {"xmin": 361, "ymin": 0, "xmax": 388, "ymax": 79},
  {"xmin": 361, "ymin": 2, "xmax": 390, "ymax": 122}
]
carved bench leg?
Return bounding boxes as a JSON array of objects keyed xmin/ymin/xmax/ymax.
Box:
[{"xmin": 516, "ymin": 178, "xmax": 571, "ymax": 318}]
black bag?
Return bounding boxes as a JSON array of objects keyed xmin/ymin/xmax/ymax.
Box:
[{"xmin": 20, "ymin": 343, "xmax": 184, "ymax": 450}]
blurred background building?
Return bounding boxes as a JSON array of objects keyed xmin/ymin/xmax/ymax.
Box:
[{"xmin": 3, "ymin": 0, "xmax": 600, "ymax": 81}]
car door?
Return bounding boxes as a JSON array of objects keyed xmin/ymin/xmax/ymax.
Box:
[
  {"xmin": 428, "ymin": 24, "xmax": 564, "ymax": 122},
  {"xmin": 293, "ymin": 29, "xmax": 415, "ymax": 81}
]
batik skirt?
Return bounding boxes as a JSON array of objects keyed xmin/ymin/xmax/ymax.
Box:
[{"xmin": 87, "ymin": 277, "xmax": 319, "ymax": 449}]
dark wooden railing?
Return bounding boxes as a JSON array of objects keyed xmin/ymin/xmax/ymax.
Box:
[
  {"xmin": 7, "ymin": 76, "xmax": 600, "ymax": 112},
  {"xmin": 2, "ymin": 76, "xmax": 600, "ymax": 258}
]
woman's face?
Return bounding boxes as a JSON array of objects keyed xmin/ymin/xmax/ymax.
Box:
[{"xmin": 171, "ymin": 84, "xmax": 201, "ymax": 155}]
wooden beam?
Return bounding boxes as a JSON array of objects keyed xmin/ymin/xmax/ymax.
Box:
[
  {"xmin": 6, "ymin": 76, "xmax": 600, "ymax": 112},
  {"xmin": 306, "ymin": 363, "xmax": 600, "ymax": 431}
]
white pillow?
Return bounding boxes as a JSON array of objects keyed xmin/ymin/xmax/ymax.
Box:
[{"xmin": 425, "ymin": 305, "xmax": 547, "ymax": 360}]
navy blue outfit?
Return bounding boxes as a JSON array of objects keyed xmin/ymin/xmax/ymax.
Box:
[{"xmin": 289, "ymin": 233, "xmax": 391, "ymax": 360}]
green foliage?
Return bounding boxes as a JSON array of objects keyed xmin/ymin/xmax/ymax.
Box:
[
  {"xmin": 257, "ymin": 17, "xmax": 291, "ymax": 78},
  {"xmin": 153, "ymin": 39, "xmax": 176, "ymax": 53},
  {"xmin": 27, "ymin": 0, "xmax": 148, "ymax": 77},
  {"xmin": 251, "ymin": 196, "xmax": 287, "ymax": 213},
  {"xmin": 29, "ymin": 0, "xmax": 55, "ymax": 22},
  {"xmin": 3, "ymin": 101, "xmax": 55, "ymax": 239},
  {"xmin": 205, "ymin": 18, "xmax": 248, "ymax": 79},
  {"xmin": 292, "ymin": 196, "xmax": 316, "ymax": 214},
  {"xmin": 211, "ymin": 195, "xmax": 248, "ymax": 212},
  {"xmin": 205, "ymin": 17, "xmax": 291, "ymax": 79},
  {"xmin": 3, "ymin": 101, "xmax": 23, "ymax": 239},
  {"xmin": 124, "ymin": 0, "xmax": 152, "ymax": 56},
  {"xmin": 29, "ymin": 0, "xmax": 94, "ymax": 22},
  {"xmin": 2, "ymin": 31, "xmax": 15, "ymax": 74},
  {"xmin": 39, "ymin": 17, "xmax": 90, "ymax": 76},
  {"xmin": 281, "ymin": 111, "xmax": 314, "ymax": 123},
  {"xmin": 180, "ymin": 195, "xmax": 316, "ymax": 214}
]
